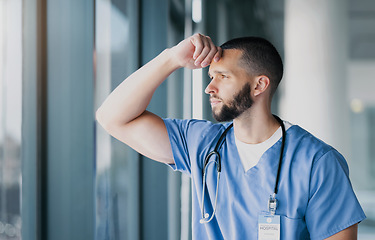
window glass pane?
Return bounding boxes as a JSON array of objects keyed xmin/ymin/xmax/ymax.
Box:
[
  {"xmin": 0, "ymin": 0, "xmax": 22, "ymax": 239},
  {"xmin": 95, "ymin": 0, "xmax": 139, "ymax": 239}
]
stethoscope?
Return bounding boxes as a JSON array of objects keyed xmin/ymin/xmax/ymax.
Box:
[{"xmin": 200, "ymin": 115, "xmax": 286, "ymax": 224}]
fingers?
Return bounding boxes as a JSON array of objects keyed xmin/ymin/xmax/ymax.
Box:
[
  {"xmin": 213, "ymin": 47, "xmax": 223, "ymax": 63},
  {"xmin": 191, "ymin": 34, "xmax": 205, "ymax": 60},
  {"xmin": 190, "ymin": 33, "xmax": 221, "ymax": 68}
]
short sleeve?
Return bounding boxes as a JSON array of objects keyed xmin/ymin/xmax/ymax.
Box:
[
  {"xmin": 163, "ymin": 118, "xmax": 193, "ymax": 174},
  {"xmin": 305, "ymin": 149, "xmax": 366, "ymax": 239},
  {"xmin": 163, "ymin": 118, "xmax": 225, "ymax": 176}
]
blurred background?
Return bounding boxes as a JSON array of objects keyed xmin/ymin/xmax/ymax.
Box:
[{"xmin": 1, "ymin": 0, "xmax": 374, "ymax": 239}]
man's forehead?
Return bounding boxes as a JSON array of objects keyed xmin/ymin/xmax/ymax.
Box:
[
  {"xmin": 221, "ymin": 48, "xmax": 243, "ymax": 57},
  {"xmin": 208, "ymin": 49, "xmax": 243, "ymax": 74}
]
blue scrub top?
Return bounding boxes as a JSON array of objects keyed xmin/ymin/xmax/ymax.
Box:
[{"xmin": 164, "ymin": 118, "xmax": 366, "ymax": 240}]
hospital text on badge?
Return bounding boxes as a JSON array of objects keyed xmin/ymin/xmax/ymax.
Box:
[{"xmin": 258, "ymin": 214, "xmax": 280, "ymax": 240}]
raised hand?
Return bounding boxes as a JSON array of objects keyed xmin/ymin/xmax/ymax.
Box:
[{"xmin": 170, "ymin": 33, "xmax": 222, "ymax": 69}]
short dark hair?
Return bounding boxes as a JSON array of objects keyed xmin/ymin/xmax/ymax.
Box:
[{"xmin": 220, "ymin": 37, "xmax": 283, "ymax": 96}]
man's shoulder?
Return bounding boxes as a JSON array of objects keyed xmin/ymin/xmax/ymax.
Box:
[
  {"xmin": 285, "ymin": 125, "xmax": 349, "ymax": 179},
  {"xmin": 163, "ymin": 118, "xmax": 233, "ymax": 158},
  {"xmin": 164, "ymin": 118, "xmax": 231, "ymax": 136},
  {"xmin": 286, "ymin": 125, "xmax": 336, "ymax": 158}
]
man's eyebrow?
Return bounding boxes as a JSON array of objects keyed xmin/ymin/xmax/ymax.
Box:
[{"xmin": 208, "ymin": 70, "xmax": 232, "ymax": 77}]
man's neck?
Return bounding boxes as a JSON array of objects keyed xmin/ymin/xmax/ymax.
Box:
[{"xmin": 233, "ymin": 109, "xmax": 280, "ymax": 144}]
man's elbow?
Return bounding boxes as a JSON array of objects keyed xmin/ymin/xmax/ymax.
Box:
[
  {"xmin": 96, "ymin": 107, "xmax": 130, "ymax": 136},
  {"xmin": 96, "ymin": 107, "xmax": 113, "ymax": 132}
]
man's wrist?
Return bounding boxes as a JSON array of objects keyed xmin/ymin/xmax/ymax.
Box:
[{"xmin": 160, "ymin": 48, "xmax": 182, "ymax": 71}]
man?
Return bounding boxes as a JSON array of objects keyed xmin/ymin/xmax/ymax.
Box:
[{"xmin": 96, "ymin": 33, "xmax": 366, "ymax": 239}]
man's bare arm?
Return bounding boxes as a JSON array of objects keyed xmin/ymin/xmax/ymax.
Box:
[{"xmin": 96, "ymin": 34, "xmax": 221, "ymax": 164}]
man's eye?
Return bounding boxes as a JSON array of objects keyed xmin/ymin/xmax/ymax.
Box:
[{"xmin": 222, "ymin": 75, "xmax": 228, "ymax": 78}]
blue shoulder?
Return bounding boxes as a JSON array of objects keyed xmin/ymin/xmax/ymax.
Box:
[{"xmin": 286, "ymin": 125, "xmax": 337, "ymax": 164}]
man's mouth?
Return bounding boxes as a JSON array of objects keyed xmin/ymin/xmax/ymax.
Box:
[{"xmin": 209, "ymin": 97, "xmax": 222, "ymax": 106}]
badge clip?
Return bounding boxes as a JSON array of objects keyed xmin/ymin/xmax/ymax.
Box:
[{"xmin": 268, "ymin": 193, "xmax": 277, "ymax": 215}]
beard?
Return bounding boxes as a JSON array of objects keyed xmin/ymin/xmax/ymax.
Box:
[{"xmin": 211, "ymin": 83, "xmax": 253, "ymax": 122}]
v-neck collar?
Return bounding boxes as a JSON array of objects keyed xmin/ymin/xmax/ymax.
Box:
[{"xmin": 226, "ymin": 127, "xmax": 285, "ymax": 175}]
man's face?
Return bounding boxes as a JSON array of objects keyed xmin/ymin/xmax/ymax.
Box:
[
  {"xmin": 211, "ymin": 82, "xmax": 253, "ymax": 122},
  {"xmin": 206, "ymin": 49, "xmax": 254, "ymax": 122}
]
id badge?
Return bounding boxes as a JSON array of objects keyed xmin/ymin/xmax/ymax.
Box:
[{"xmin": 258, "ymin": 214, "xmax": 280, "ymax": 240}]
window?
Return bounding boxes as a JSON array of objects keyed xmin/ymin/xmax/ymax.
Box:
[
  {"xmin": 0, "ymin": 0, "xmax": 22, "ymax": 239},
  {"xmin": 95, "ymin": 1, "xmax": 140, "ymax": 239}
]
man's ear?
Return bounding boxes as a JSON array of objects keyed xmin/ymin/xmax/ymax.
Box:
[{"xmin": 253, "ymin": 75, "xmax": 270, "ymax": 97}]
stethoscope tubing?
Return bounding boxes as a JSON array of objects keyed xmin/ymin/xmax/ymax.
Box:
[{"xmin": 200, "ymin": 115, "xmax": 286, "ymax": 223}]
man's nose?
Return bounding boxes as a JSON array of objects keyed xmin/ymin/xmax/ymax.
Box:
[{"xmin": 204, "ymin": 80, "xmax": 218, "ymax": 94}]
